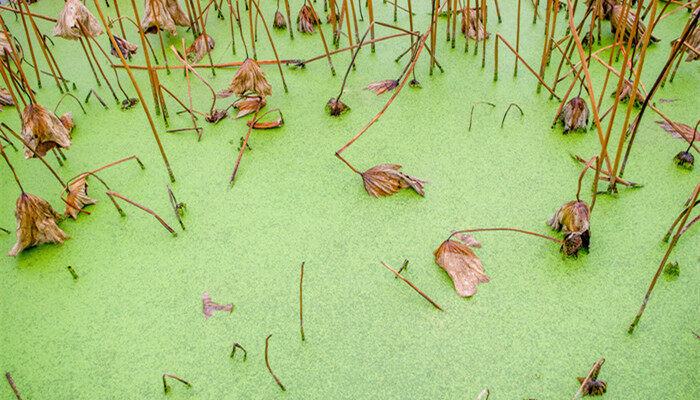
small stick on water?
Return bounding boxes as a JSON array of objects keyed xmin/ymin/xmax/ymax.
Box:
[
  {"xmin": 105, "ymin": 190, "xmax": 177, "ymax": 236},
  {"xmin": 67, "ymin": 265, "xmax": 79, "ymax": 279},
  {"xmin": 265, "ymin": 335, "xmax": 286, "ymax": 391},
  {"xmin": 230, "ymin": 342, "xmax": 248, "ymax": 360},
  {"xmin": 167, "ymin": 184, "xmax": 186, "ymax": 230},
  {"xmin": 229, "ymin": 106, "xmax": 260, "ymax": 185},
  {"xmin": 162, "ymin": 373, "xmax": 191, "ymax": 394},
  {"xmin": 299, "ymin": 261, "xmax": 306, "ymax": 341},
  {"xmin": 500, "ymin": 103, "xmax": 523, "ymax": 128},
  {"xmin": 85, "ymin": 89, "xmax": 109, "ymax": 109},
  {"xmin": 5, "ymin": 372, "xmax": 22, "ymax": 400},
  {"xmin": 573, "ymin": 358, "xmax": 605, "ymax": 400},
  {"xmin": 476, "ymin": 388, "xmax": 490, "ymax": 400},
  {"xmin": 394, "ymin": 259, "xmax": 409, "ymax": 277},
  {"xmin": 0, "ymin": 227, "xmax": 9, "ymax": 234},
  {"xmin": 468, "ymin": 101, "xmax": 495, "ymax": 131},
  {"xmin": 380, "ymin": 261, "xmax": 444, "ymax": 311}
]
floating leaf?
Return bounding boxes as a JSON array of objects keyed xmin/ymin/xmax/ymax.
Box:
[
  {"xmin": 202, "ymin": 292, "xmax": 233, "ymax": 318},
  {"xmin": 364, "ymin": 80, "xmax": 399, "ymax": 95},
  {"xmin": 21, "ymin": 103, "xmax": 71, "ymax": 159},
  {"xmin": 559, "ymin": 96, "xmax": 589, "ymax": 134},
  {"xmin": 65, "ymin": 175, "xmax": 98, "ymax": 219},
  {"xmin": 547, "ymin": 200, "xmax": 591, "ymax": 256},
  {"xmin": 110, "ymin": 36, "xmax": 138, "ymax": 60},
  {"xmin": 655, "ymin": 120, "xmax": 699, "ymax": 142},
  {"xmin": 8, "ymin": 193, "xmax": 69, "ymax": 257},
  {"xmin": 361, "ymin": 164, "xmax": 427, "ymax": 198},
  {"xmin": 434, "ymin": 239, "xmax": 490, "ymax": 297},
  {"xmin": 141, "ymin": 0, "xmax": 191, "ymax": 35},
  {"xmin": 247, "ymin": 117, "xmax": 283, "ymax": 130},
  {"xmin": 52, "ymin": 0, "xmax": 104, "ymax": 40},
  {"xmin": 186, "ymin": 34, "xmax": 215, "ymax": 64}
]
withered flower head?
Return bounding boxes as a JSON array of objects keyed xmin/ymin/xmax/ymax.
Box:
[
  {"xmin": 232, "ymin": 96, "xmax": 266, "ymax": 119},
  {"xmin": 461, "ymin": 7, "xmax": 490, "ymax": 41},
  {"xmin": 611, "ymin": 5, "xmax": 660, "ymax": 45},
  {"xmin": 559, "ymin": 96, "xmax": 589, "ymax": 133},
  {"xmin": 110, "ymin": 36, "xmax": 139, "ymax": 60},
  {"xmin": 612, "ymin": 78, "xmax": 646, "ymax": 105},
  {"xmin": 576, "ymin": 377, "xmax": 607, "ymax": 396},
  {"xmin": 60, "ymin": 112, "xmax": 75, "ymax": 132},
  {"xmin": 297, "ymin": 5, "xmax": 319, "ymax": 34},
  {"xmin": 65, "ymin": 175, "xmax": 98, "ymax": 219},
  {"xmin": 361, "ymin": 164, "xmax": 427, "ymax": 198},
  {"xmin": 21, "ymin": 103, "xmax": 71, "ymax": 159},
  {"xmin": 434, "ymin": 238, "xmax": 489, "ymax": 297},
  {"xmin": 0, "ymin": 87, "xmax": 14, "ymax": 107},
  {"xmin": 547, "ymin": 200, "xmax": 591, "ymax": 256},
  {"xmin": 674, "ymin": 150, "xmax": 694, "ymax": 169},
  {"xmin": 218, "ymin": 58, "xmax": 272, "ymax": 98},
  {"xmin": 273, "ymin": 10, "xmax": 287, "ymax": 29},
  {"xmin": 141, "ymin": 0, "xmax": 191, "ymax": 35},
  {"xmin": 364, "ymin": 80, "xmax": 399, "ymax": 95},
  {"xmin": 52, "ymin": 0, "xmax": 103, "ymax": 40},
  {"xmin": 8, "ymin": 193, "xmax": 69, "ymax": 257},
  {"xmin": 326, "ymin": 98, "xmax": 350, "ymax": 116},
  {"xmin": 186, "ymin": 34, "xmax": 215, "ymax": 64}
]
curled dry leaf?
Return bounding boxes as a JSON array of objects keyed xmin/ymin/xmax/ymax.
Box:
[
  {"xmin": 218, "ymin": 58, "xmax": 272, "ymax": 98},
  {"xmin": 232, "ymin": 96, "xmax": 266, "ymax": 119},
  {"xmin": 110, "ymin": 36, "xmax": 139, "ymax": 60},
  {"xmin": 576, "ymin": 377, "xmax": 607, "ymax": 396},
  {"xmin": 8, "ymin": 193, "xmax": 69, "ymax": 257},
  {"xmin": 52, "ymin": 0, "xmax": 103, "ymax": 40},
  {"xmin": 674, "ymin": 151, "xmax": 694, "ymax": 169},
  {"xmin": 451, "ymin": 231, "xmax": 482, "ymax": 248},
  {"xmin": 364, "ymin": 80, "xmax": 399, "ymax": 95},
  {"xmin": 21, "ymin": 103, "xmax": 71, "ymax": 159},
  {"xmin": 273, "ymin": 10, "xmax": 287, "ymax": 29},
  {"xmin": 611, "ymin": 5, "xmax": 660, "ymax": 45},
  {"xmin": 655, "ymin": 120, "xmax": 699, "ymax": 142},
  {"xmin": 202, "ymin": 291, "xmax": 233, "ymax": 318},
  {"xmin": 611, "ymin": 78, "xmax": 646, "ymax": 104},
  {"xmin": 361, "ymin": 164, "xmax": 427, "ymax": 198},
  {"xmin": 326, "ymin": 98, "xmax": 350, "ymax": 116},
  {"xmin": 60, "ymin": 112, "xmax": 75, "ymax": 132},
  {"xmin": 141, "ymin": 0, "xmax": 191, "ymax": 35},
  {"xmin": 547, "ymin": 200, "xmax": 591, "ymax": 256},
  {"xmin": 461, "ymin": 7, "xmax": 490, "ymax": 41},
  {"xmin": 559, "ymin": 96, "xmax": 589, "ymax": 134},
  {"xmin": 186, "ymin": 34, "xmax": 215, "ymax": 64},
  {"xmin": 434, "ymin": 239, "xmax": 490, "ymax": 297},
  {"xmin": 247, "ymin": 116, "xmax": 284, "ymax": 129},
  {"xmin": 0, "ymin": 87, "xmax": 14, "ymax": 106},
  {"xmin": 297, "ymin": 5, "xmax": 319, "ymax": 34},
  {"xmin": 65, "ymin": 175, "xmax": 98, "ymax": 219}
]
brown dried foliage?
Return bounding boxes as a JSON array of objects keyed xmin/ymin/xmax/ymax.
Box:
[
  {"xmin": 273, "ymin": 11, "xmax": 287, "ymax": 29},
  {"xmin": 8, "ymin": 193, "xmax": 69, "ymax": 257},
  {"xmin": 361, "ymin": 164, "xmax": 427, "ymax": 198},
  {"xmin": 547, "ymin": 201, "xmax": 591, "ymax": 256},
  {"xmin": 110, "ymin": 36, "xmax": 139, "ymax": 60},
  {"xmin": 559, "ymin": 97, "xmax": 589, "ymax": 133},
  {"xmin": 655, "ymin": 120, "xmax": 699, "ymax": 142},
  {"xmin": 461, "ymin": 7, "xmax": 490, "ymax": 41},
  {"xmin": 218, "ymin": 58, "xmax": 272, "ymax": 98},
  {"xmin": 0, "ymin": 87, "xmax": 14, "ymax": 107},
  {"xmin": 202, "ymin": 291, "xmax": 233, "ymax": 318},
  {"xmin": 434, "ymin": 239, "xmax": 490, "ymax": 297},
  {"xmin": 610, "ymin": 5, "xmax": 660, "ymax": 45},
  {"xmin": 20, "ymin": 104, "xmax": 71, "ymax": 159},
  {"xmin": 185, "ymin": 34, "xmax": 215, "ymax": 64},
  {"xmin": 297, "ymin": 5, "xmax": 319, "ymax": 34},
  {"xmin": 326, "ymin": 98, "xmax": 349, "ymax": 116},
  {"xmin": 364, "ymin": 80, "xmax": 399, "ymax": 95},
  {"xmin": 65, "ymin": 175, "xmax": 98, "ymax": 219},
  {"xmin": 141, "ymin": 0, "xmax": 191, "ymax": 35},
  {"xmin": 232, "ymin": 96, "xmax": 266, "ymax": 119},
  {"xmin": 52, "ymin": 0, "xmax": 104, "ymax": 40}
]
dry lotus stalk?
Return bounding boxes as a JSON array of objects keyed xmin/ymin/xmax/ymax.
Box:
[
  {"xmin": 232, "ymin": 96, "xmax": 266, "ymax": 119},
  {"xmin": 364, "ymin": 80, "xmax": 399, "ymax": 95},
  {"xmin": 218, "ymin": 58, "xmax": 272, "ymax": 98},
  {"xmin": 20, "ymin": 103, "xmax": 71, "ymax": 159},
  {"xmin": 141, "ymin": 0, "xmax": 191, "ymax": 35},
  {"xmin": 186, "ymin": 34, "xmax": 215, "ymax": 64},
  {"xmin": 202, "ymin": 291, "xmax": 233, "ymax": 318},
  {"xmin": 8, "ymin": 193, "xmax": 69, "ymax": 257},
  {"xmin": 461, "ymin": 7, "xmax": 490, "ymax": 41},
  {"xmin": 559, "ymin": 96, "xmax": 589, "ymax": 133},
  {"xmin": 273, "ymin": 11, "xmax": 287, "ymax": 29},
  {"xmin": 610, "ymin": 5, "xmax": 660, "ymax": 45},
  {"xmin": 612, "ymin": 78, "xmax": 646, "ymax": 104},
  {"xmin": 655, "ymin": 120, "xmax": 699, "ymax": 142},
  {"xmin": 297, "ymin": 5, "xmax": 319, "ymax": 34},
  {"xmin": 434, "ymin": 239, "xmax": 490, "ymax": 297},
  {"xmin": 53, "ymin": 0, "xmax": 104, "ymax": 40},
  {"xmin": 547, "ymin": 200, "xmax": 591, "ymax": 256},
  {"xmin": 110, "ymin": 36, "xmax": 139, "ymax": 60},
  {"xmin": 64, "ymin": 175, "xmax": 98, "ymax": 219},
  {"xmin": 326, "ymin": 98, "xmax": 349, "ymax": 116},
  {"xmin": 361, "ymin": 164, "xmax": 427, "ymax": 198},
  {"xmin": 0, "ymin": 87, "xmax": 14, "ymax": 107}
]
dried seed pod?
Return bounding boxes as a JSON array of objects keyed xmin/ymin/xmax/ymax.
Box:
[
  {"xmin": 185, "ymin": 34, "xmax": 215, "ymax": 64},
  {"xmin": 326, "ymin": 98, "xmax": 349, "ymax": 116},
  {"xmin": 8, "ymin": 193, "xmax": 69, "ymax": 257},
  {"xmin": 674, "ymin": 151, "xmax": 694, "ymax": 169},
  {"xmin": 434, "ymin": 239, "xmax": 489, "ymax": 297},
  {"xmin": 52, "ymin": 0, "xmax": 104, "ymax": 40},
  {"xmin": 110, "ymin": 36, "xmax": 139, "ymax": 60},
  {"xmin": 611, "ymin": 5, "xmax": 660, "ymax": 45},
  {"xmin": 361, "ymin": 164, "xmax": 427, "ymax": 198},
  {"xmin": 297, "ymin": 5, "xmax": 319, "ymax": 34},
  {"xmin": 547, "ymin": 200, "xmax": 591, "ymax": 256},
  {"xmin": 20, "ymin": 103, "xmax": 72, "ymax": 159},
  {"xmin": 218, "ymin": 58, "xmax": 272, "ymax": 98},
  {"xmin": 461, "ymin": 7, "xmax": 490, "ymax": 41},
  {"xmin": 559, "ymin": 96, "xmax": 589, "ymax": 133},
  {"xmin": 141, "ymin": 0, "xmax": 191, "ymax": 35},
  {"xmin": 273, "ymin": 10, "xmax": 287, "ymax": 30},
  {"xmin": 65, "ymin": 175, "xmax": 98, "ymax": 219},
  {"xmin": 364, "ymin": 80, "xmax": 399, "ymax": 95}
]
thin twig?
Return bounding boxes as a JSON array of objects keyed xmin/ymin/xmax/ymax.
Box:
[
  {"xmin": 380, "ymin": 261, "xmax": 444, "ymax": 311},
  {"xmin": 106, "ymin": 190, "xmax": 177, "ymax": 236},
  {"xmin": 264, "ymin": 335, "xmax": 286, "ymax": 391}
]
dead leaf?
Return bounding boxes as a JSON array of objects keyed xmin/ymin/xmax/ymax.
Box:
[
  {"xmin": 364, "ymin": 80, "xmax": 399, "ymax": 95},
  {"xmin": 232, "ymin": 97, "xmax": 266, "ymax": 119},
  {"xmin": 219, "ymin": 58, "xmax": 271, "ymax": 98},
  {"xmin": 434, "ymin": 239, "xmax": 490, "ymax": 297},
  {"xmin": 141, "ymin": 0, "xmax": 191, "ymax": 35},
  {"xmin": 21, "ymin": 103, "xmax": 72, "ymax": 159},
  {"xmin": 451, "ymin": 231, "xmax": 482, "ymax": 248},
  {"xmin": 202, "ymin": 291, "xmax": 233, "ymax": 318},
  {"xmin": 8, "ymin": 193, "xmax": 69, "ymax": 257},
  {"xmin": 110, "ymin": 36, "xmax": 138, "ymax": 60},
  {"xmin": 186, "ymin": 34, "xmax": 215, "ymax": 64},
  {"xmin": 65, "ymin": 175, "xmax": 98, "ymax": 219},
  {"xmin": 326, "ymin": 98, "xmax": 350, "ymax": 116},
  {"xmin": 576, "ymin": 377, "xmax": 607, "ymax": 396},
  {"xmin": 655, "ymin": 120, "xmax": 699, "ymax": 142},
  {"xmin": 0, "ymin": 87, "xmax": 14, "ymax": 106},
  {"xmin": 297, "ymin": 5, "xmax": 319, "ymax": 34},
  {"xmin": 461, "ymin": 7, "xmax": 490, "ymax": 41},
  {"xmin": 559, "ymin": 96, "xmax": 589, "ymax": 133},
  {"xmin": 273, "ymin": 10, "xmax": 287, "ymax": 29},
  {"xmin": 547, "ymin": 200, "xmax": 591, "ymax": 256},
  {"xmin": 247, "ymin": 117, "xmax": 283, "ymax": 129},
  {"xmin": 361, "ymin": 164, "xmax": 427, "ymax": 198},
  {"xmin": 52, "ymin": 0, "xmax": 104, "ymax": 40},
  {"xmin": 611, "ymin": 5, "xmax": 659, "ymax": 44}
]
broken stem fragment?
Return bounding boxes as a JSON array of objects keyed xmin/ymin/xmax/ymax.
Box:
[
  {"xmin": 230, "ymin": 342, "xmax": 248, "ymax": 360},
  {"xmin": 264, "ymin": 334, "xmax": 286, "ymax": 391},
  {"xmin": 5, "ymin": 372, "xmax": 22, "ymax": 400},
  {"xmin": 299, "ymin": 261, "xmax": 306, "ymax": 341},
  {"xmin": 105, "ymin": 190, "xmax": 177, "ymax": 236},
  {"xmin": 380, "ymin": 260, "xmax": 444, "ymax": 311},
  {"xmin": 67, "ymin": 265, "xmax": 79, "ymax": 279},
  {"xmin": 162, "ymin": 373, "xmax": 191, "ymax": 394},
  {"xmin": 500, "ymin": 103, "xmax": 523, "ymax": 128},
  {"xmin": 468, "ymin": 101, "xmax": 495, "ymax": 131}
]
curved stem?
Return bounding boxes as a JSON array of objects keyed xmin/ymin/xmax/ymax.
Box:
[
  {"xmin": 468, "ymin": 101, "xmax": 495, "ymax": 131},
  {"xmin": 264, "ymin": 335, "xmax": 286, "ymax": 391},
  {"xmin": 54, "ymin": 93, "xmax": 87, "ymax": 115},
  {"xmin": 336, "ymin": 22, "xmax": 375, "ymax": 101},
  {"xmin": 500, "ymin": 103, "xmax": 524, "ymax": 128},
  {"xmin": 576, "ymin": 155, "xmax": 597, "ymax": 202},
  {"xmin": 447, "ymin": 228, "xmax": 564, "ymax": 244}
]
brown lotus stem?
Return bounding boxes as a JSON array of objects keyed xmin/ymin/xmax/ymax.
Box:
[
  {"xmin": 79, "ymin": 37, "xmax": 102, "ymax": 86},
  {"xmin": 451, "ymin": 0, "xmax": 457, "ymax": 47},
  {"xmin": 0, "ymin": 17, "xmax": 36, "ymax": 103},
  {"xmin": 380, "ymin": 261, "xmax": 444, "ymax": 311},
  {"xmin": 368, "ymin": 0, "xmax": 375, "ymax": 52},
  {"xmin": 265, "ymin": 335, "xmax": 286, "ymax": 391},
  {"xmin": 282, "ymin": 0, "xmax": 293, "ymax": 39},
  {"xmin": 468, "ymin": 101, "xmax": 496, "ymax": 131},
  {"xmin": 307, "ymin": 0, "xmax": 336, "ymax": 76},
  {"xmin": 0, "ymin": 146, "xmax": 24, "ymax": 193},
  {"xmin": 54, "ymin": 93, "xmax": 86, "ymax": 115},
  {"xmin": 196, "ymin": 0, "xmax": 217, "ymax": 75},
  {"xmin": 576, "ymin": 155, "xmax": 597, "ymax": 201},
  {"xmin": 501, "ymin": 103, "xmax": 523, "ymax": 128},
  {"xmin": 230, "ymin": 106, "xmax": 261, "ymax": 185},
  {"xmin": 0, "ymin": 57, "xmax": 23, "ymax": 121},
  {"xmin": 551, "ymin": 65, "xmax": 583, "ymax": 127},
  {"xmin": 465, "ymin": 0, "xmax": 471, "ymax": 53},
  {"xmin": 67, "ymin": 265, "xmax": 79, "ymax": 280},
  {"xmin": 0, "ymin": 5, "xmax": 56, "ymax": 22},
  {"xmin": 161, "ymin": 373, "xmax": 191, "ymax": 394},
  {"xmin": 106, "ymin": 190, "xmax": 177, "ymax": 236},
  {"xmin": 92, "ymin": 0, "xmax": 176, "ymax": 182},
  {"xmin": 85, "ymin": 89, "xmax": 108, "ymax": 108},
  {"xmin": 181, "ymin": 39, "xmax": 202, "ymax": 140},
  {"xmin": 448, "ymin": 227, "xmax": 564, "ymax": 243},
  {"xmin": 573, "ymin": 358, "xmax": 605, "ymax": 400},
  {"xmin": 550, "ymin": 5, "xmax": 593, "ymax": 94},
  {"xmin": 395, "ymin": 259, "xmax": 409, "ymax": 278},
  {"xmin": 629, "ymin": 182, "xmax": 700, "ymax": 334},
  {"xmin": 77, "ymin": 22, "xmax": 120, "ymax": 102},
  {"xmin": 298, "ymin": 32, "xmax": 408, "ymax": 66},
  {"xmin": 663, "ymin": 200, "xmax": 700, "ymax": 242},
  {"xmin": 679, "ymin": 214, "xmax": 699, "ymax": 237},
  {"xmin": 514, "ymin": 0, "xmax": 521, "ymax": 75},
  {"xmin": 5, "ymin": 372, "xmax": 22, "ymax": 400},
  {"xmin": 299, "ymin": 261, "xmax": 306, "ymax": 341},
  {"xmin": 481, "ymin": 0, "xmax": 486, "ymax": 68},
  {"xmin": 112, "ymin": 0, "xmax": 127, "ymax": 38},
  {"xmin": 1, "ymin": 123, "xmax": 66, "ymax": 187},
  {"xmin": 81, "ymin": 155, "xmax": 145, "ymax": 179},
  {"xmin": 0, "ymin": 227, "xmax": 9, "ymax": 234},
  {"xmin": 494, "ymin": 34, "xmax": 561, "ymax": 100},
  {"xmin": 596, "ymin": 0, "xmax": 631, "ymax": 109},
  {"xmin": 249, "ymin": 0, "xmax": 288, "ymax": 92},
  {"xmin": 349, "ymin": 0, "xmax": 360, "ymax": 42},
  {"xmin": 16, "ymin": 0, "xmax": 40, "ymax": 88},
  {"xmin": 230, "ymin": 342, "xmax": 247, "ymax": 359},
  {"xmin": 430, "ymin": 0, "xmax": 438, "ymax": 74},
  {"xmin": 571, "ymin": 154, "xmax": 637, "ymax": 187}
]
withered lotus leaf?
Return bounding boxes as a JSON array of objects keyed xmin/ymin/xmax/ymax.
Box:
[
  {"xmin": 461, "ymin": 7, "xmax": 490, "ymax": 41},
  {"xmin": 0, "ymin": 87, "xmax": 14, "ymax": 106},
  {"xmin": 364, "ymin": 80, "xmax": 399, "ymax": 95},
  {"xmin": 60, "ymin": 112, "xmax": 75, "ymax": 132},
  {"xmin": 611, "ymin": 5, "xmax": 660, "ymax": 45},
  {"xmin": 186, "ymin": 34, "xmax": 215, "ymax": 64},
  {"xmin": 361, "ymin": 164, "xmax": 427, "ymax": 198},
  {"xmin": 219, "ymin": 58, "xmax": 272, "ymax": 98},
  {"xmin": 547, "ymin": 200, "xmax": 591, "ymax": 256},
  {"xmin": 8, "ymin": 193, "xmax": 69, "ymax": 257},
  {"xmin": 52, "ymin": 0, "xmax": 103, "ymax": 40},
  {"xmin": 205, "ymin": 109, "xmax": 228, "ymax": 124},
  {"xmin": 247, "ymin": 117, "xmax": 284, "ymax": 129},
  {"xmin": 141, "ymin": 0, "xmax": 191, "ymax": 35},
  {"xmin": 559, "ymin": 96, "xmax": 589, "ymax": 134},
  {"xmin": 232, "ymin": 96, "xmax": 266, "ymax": 119},
  {"xmin": 451, "ymin": 231, "xmax": 482, "ymax": 248},
  {"xmin": 655, "ymin": 120, "xmax": 699, "ymax": 142},
  {"xmin": 202, "ymin": 292, "xmax": 233, "ymax": 318},
  {"xmin": 612, "ymin": 78, "xmax": 646, "ymax": 104},
  {"xmin": 326, "ymin": 98, "xmax": 350, "ymax": 116},
  {"xmin": 65, "ymin": 175, "xmax": 98, "ymax": 219},
  {"xmin": 110, "ymin": 36, "xmax": 139, "ymax": 60},
  {"xmin": 21, "ymin": 104, "xmax": 71, "ymax": 159},
  {"xmin": 674, "ymin": 151, "xmax": 694, "ymax": 169},
  {"xmin": 273, "ymin": 11, "xmax": 287, "ymax": 29},
  {"xmin": 297, "ymin": 5, "xmax": 319, "ymax": 34},
  {"xmin": 434, "ymin": 239, "xmax": 490, "ymax": 297},
  {"xmin": 576, "ymin": 377, "xmax": 607, "ymax": 396}
]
